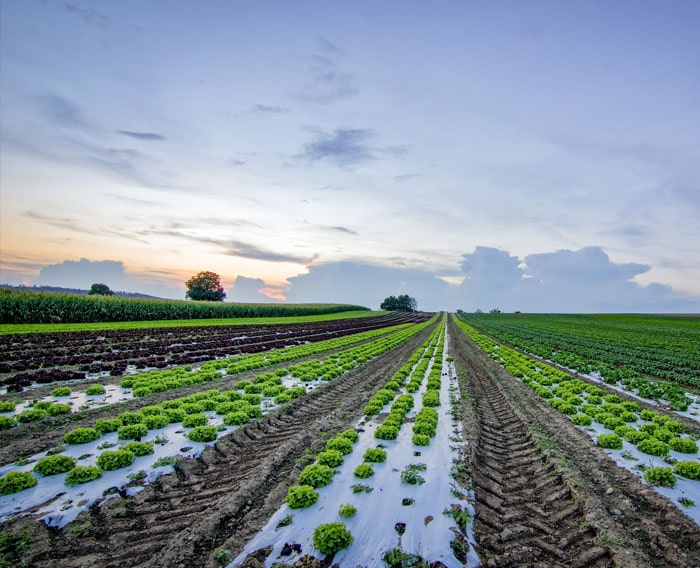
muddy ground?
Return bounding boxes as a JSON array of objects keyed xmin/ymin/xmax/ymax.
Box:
[{"xmin": 2, "ymin": 318, "xmax": 700, "ymax": 567}]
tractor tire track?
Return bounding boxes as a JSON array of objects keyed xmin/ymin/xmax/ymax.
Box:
[{"xmin": 449, "ymin": 319, "xmax": 613, "ymax": 567}]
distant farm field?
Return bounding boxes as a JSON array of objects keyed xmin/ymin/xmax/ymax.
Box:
[{"xmin": 1, "ymin": 311, "xmax": 699, "ymax": 567}]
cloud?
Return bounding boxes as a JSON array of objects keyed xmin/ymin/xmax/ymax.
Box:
[
  {"xmin": 327, "ymin": 226, "xmax": 358, "ymax": 236},
  {"xmin": 454, "ymin": 246, "xmax": 699, "ymax": 313},
  {"xmin": 35, "ymin": 259, "xmax": 129, "ymax": 290},
  {"xmin": 524, "ymin": 247, "xmax": 648, "ymax": 284},
  {"xmin": 31, "ymin": 258, "xmax": 183, "ymax": 298},
  {"xmin": 299, "ymin": 129, "xmax": 373, "ymax": 166},
  {"xmin": 26, "ymin": 210, "xmax": 149, "ymax": 244},
  {"xmin": 283, "ymin": 247, "xmax": 700, "ymax": 313},
  {"xmin": 251, "ymin": 104, "xmax": 289, "ymax": 114},
  {"xmin": 64, "ymin": 3, "xmax": 110, "ymax": 26},
  {"xmin": 293, "ymin": 38, "xmax": 358, "ymax": 103},
  {"xmin": 285, "ymin": 262, "xmax": 450, "ymax": 311},
  {"xmin": 34, "ymin": 94, "xmax": 91, "ymax": 130},
  {"xmin": 228, "ymin": 276, "xmax": 278, "ymax": 302},
  {"xmin": 394, "ymin": 173, "xmax": 422, "ymax": 183},
  {"xmin": 298, "ymin": 128, "xmax": 407, "ymax": 167},
  {"xmin": 117, "ymin": 130, "xmax": 166, "ymax": 141},
  {"xmin": 147, "ymin": 230, "xmax": 311, "ymax": 264},
  {"xmin": 25, "ymin": 211, "xmax": 94, "ymax": 235}
]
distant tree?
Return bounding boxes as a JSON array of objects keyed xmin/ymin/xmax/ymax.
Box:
[
  {"xmin": 489, "ymin": 308, "xmax": 501, "ymax": 314},
  {"xmin": 380, "ymin": 294, "xmax": 417, "ymax": 312},
  {"xmin": 185, "ymin": 271, "xmax": 226, "ymax": 301},
  {"xmin": 88, "ymin": 283, "xmax": 114, "ymax": 296}
]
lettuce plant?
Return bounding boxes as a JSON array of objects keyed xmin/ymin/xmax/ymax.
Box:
[
  {"xmin": 285, "ymin": 485, "xmax": 318, "ymax": 509},
  {"xmin": 637, "ymin": 438, "xmax": 669, "ymax": 457},
  {"xmin": 65, "ymin": 466, "xmax": 102, "ymax": 486},
  {"xmin": 187, "ymin": 425, "xmax": 218, "ymax": 442},
  {"xmin": 95, "ymin": 418, "xmax": 122, "ymax": 434},
  {"xmin": 669, "ymin": 437, "xmax": 698, "ymax": 454},
  {"xmin": 47, "ymin": 403, "xmax": 71, "ymax": 416},
  {"xmin": 317, "ymin": 450, "xmax": 344, "ymax": 468},
  {"xmin": 34, "ymin": 454, "xmax": 76, "ymax": 476},
  {"xmin": 64, "ymin": 427, "xmax": 101, "ymax": 444},
  {"xmin": 123, "ymin": 441, "xmax": 154, "ymax": 456},
  {"xmin": 97, "ymin": 449, "xmax": 135, "ymax": 471},
  {"xmin": 18, "ymin": 409, "xmax": 47, "ymax": 423},
  {"xmin": 596, "ymin": 434, "xmax": 623, "ymax": 449},
  {"xmin": 644, "ymin": 467, "xmax": 676, "ymax": 488},
  {"xmin": 674, "ymin": 461, "xmax": 700, "ymax": 480},
  {"xmin": 182, "ymin": 413, "xmax": 208, "ymax": 428},
  {"xmin": 313, "ymin": 522, "xmax": 353, "ymax": 555},
  {"xmin": 353, "ymin": 464, "xmax": 374, "ymax": 479},
  {"xmin": 326, "ymin": 437, "xmax": 353, "ymax": 455},
  {"xmin": 338, "ymin": 503, "xmax": 357, "ymax": 518},
  {"xmin": 117, "ymin": 424, "xmax": 148, "ymax": 440},
  {"xmin": 338, "ymin": 428, "xmax": 359, "ymax": 443},
  {"xmin": 363, "ymin": 448, "xmax": 387, "ymax": 463},
  {"xmin": 0, "ymin": 416, "xmax": 17, "ymax": 430},
  {"xmin": 223, "ymin": 411, "xmax": 249, "ymax": 426},
  {"xmin": 375, "ymin": 425, "xmax": 399, "ymax": 440},
  {"xmin": 299, "ymin": 464, "xmax": 334, "ymax": 488},
  {"xmin": 0, "ymin": 471, "xmax": 37, "ymax": 494}
]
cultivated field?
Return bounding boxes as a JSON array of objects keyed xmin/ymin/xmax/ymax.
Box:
[{"xmin": 0, "ymin": 310, "xmax": 699, "ymax": 567}]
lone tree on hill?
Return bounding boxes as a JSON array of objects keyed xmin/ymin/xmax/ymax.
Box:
[
  {"xmin": 88, "ymin": 283, "xmax": 114, "ymax": 296},
  {"xmin": 185, "ymin": 271, "xmax": 226, "ymax": 301},
  {"xmin": 380, "ymin": 294, "xmax": 417, "ymax": 312}
]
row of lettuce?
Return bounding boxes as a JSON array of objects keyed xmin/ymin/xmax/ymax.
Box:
[
  {"xmin": 0, "ymin": 318, "xmax": 437, "ymax": 496},
  {"xmin": 265, "ymin": 315, "xmax": 471, "ymax": 561},
  {"xmin": 0, "ymin": 322, "xmax": 418, "ymax": 430},
  {"xmin": 453, "ymin": 316, "xmax": 700, "ymax": 488},
  {"xmin": 286, "ymin": 318, "xmax": 444, "ymax": 509},
  {"xmin": 0, "ymin": 288, "xmax": 369, "ymax": 325},
  {"xmin": 458, "ymin": 313, "xmax": 699, "ymax": 406}
]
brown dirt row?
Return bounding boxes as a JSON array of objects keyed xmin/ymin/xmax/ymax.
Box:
[
  {"xmin": 448, "ymin": 317, "xmax": 700, "ymax": 568},
  {"xmin": 0, "ymin": 321, "xmax": 437, "ymax": 568}
]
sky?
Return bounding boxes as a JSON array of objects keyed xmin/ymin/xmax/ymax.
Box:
[{"xmin": 1, "ymin": 0, "xmax": 699, "ymax": 312}]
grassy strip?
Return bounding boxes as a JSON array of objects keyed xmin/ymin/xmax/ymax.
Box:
[
  {"xmin": 0, "ymin": 289, "xmax": 369, "ymax": 326},
  {"xmin": 0, "ymin": 310, "xmax": 385, "ymax": 336}
]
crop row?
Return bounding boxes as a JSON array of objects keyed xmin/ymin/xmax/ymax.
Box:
[
  {"xmin": 1, "ymin": 319, "xmax": 432, "ymax": 432},
  {"xmin": 284, "ymin": 319, "xmax": 445, "ymax": 511},
  {"xmin": 234, "ymin": 314, "xmax": 473, "ymax": 565},
  {"xmin": 459, "ymin": 313, "xmax": 700, "ymax": 399},
  {"xmin": 0, "ymin": 318, "xmax": 434, "ymax": 501},
  {"xmin": 0, "ymin": 324, "xmax": 422, "ymax": 424},
  {"xmin": 453, "ymin": 316, "xmax": 700, "ymax": 490},
  {"xmin": 0, "ymin": 312, "xmax": 425, "ymax": 391},
  {"xmin": 0, "ymin": 289, "xmax": 370, "ymax": 324}
]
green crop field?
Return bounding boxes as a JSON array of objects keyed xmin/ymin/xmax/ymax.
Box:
[
  {"xmin": 458, "ymin": 313, "xmax": 700, "ymax": 400},
  {"xmin": 0, "ymin": 289, "xmax": 370, "ymax": 327},
  {"xmin": 0, "ymin": 308, "xmax": 384, "ymax": 335}
]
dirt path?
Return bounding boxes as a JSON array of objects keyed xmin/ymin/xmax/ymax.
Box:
[
  {"xmin": 449, "ymin": 317, "xmax": 700, "ymax": 567},
  {"xmin": 0, "ymin": 323, "xmax": 435, "ymax": 568}
]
